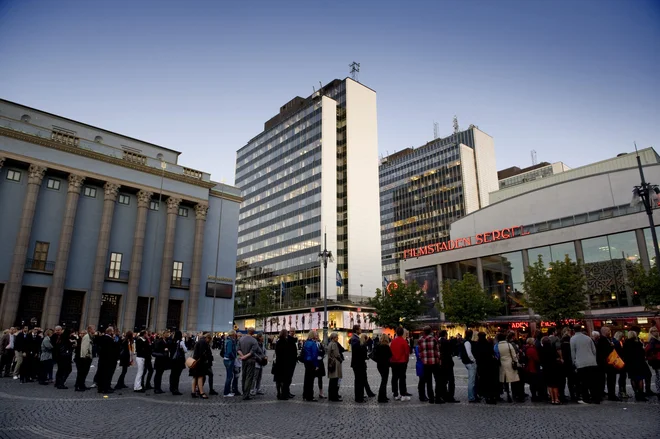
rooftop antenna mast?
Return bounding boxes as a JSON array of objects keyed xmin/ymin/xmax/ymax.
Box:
[
  {"xmin": 433, "ymin": 122, "xmax": 439, "ymax": 139},
  {"xmin": 531, "ymin": 150, "xmax": 538, "ymax": 166},
  {"xmin": 349, "ymin": 61, "xmax": 360, "ymax": 82},
  {"xmin": 453, "ymin": 115, "xmax": 459, "ymax": 134}
]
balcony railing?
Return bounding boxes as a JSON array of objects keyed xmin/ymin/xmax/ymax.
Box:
[
  {"xmin": 171, "ymin": 277, "xmax": 191, "ymax": 289},
  {"xmin": 106, "ymin": 268, "xmax": 130, "ymax": 282},
  {"xmin": 25, "ymin": 259, "xmax": 55, "ymax": 273}
]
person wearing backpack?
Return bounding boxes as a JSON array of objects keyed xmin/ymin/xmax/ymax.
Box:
[{"xmin": 460, "ymin": 329, "xmax": 478, "ymax": 403}]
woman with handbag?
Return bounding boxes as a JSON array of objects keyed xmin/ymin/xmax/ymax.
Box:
[
  {"xmin": 497, "ymin": 332, "xmax": 522, "ymax": 402},
  {"xmin": 327, "ymin": 332, "xmax": 343, "ymax": 402},
  {"xmin": 274, "ymin": 329, "xmax": 291, "ymax": 400},
  {"xmin": 190, "ymin": 333, "xmax": 211, "ymax": 399}
]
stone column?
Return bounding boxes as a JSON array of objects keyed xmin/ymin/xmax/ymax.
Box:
[
  {"xmin": 43, "ymin": 174, "xmax": 85, "ymax": 329},
  {"xmin": 83, "ymin": 182, "xmax": 120, "ymax": 328},
  {"xmin": 155, "ymin": 197, "xmax": 181, "ymax": 331},
  {"xmin": 0, "ymin": 164, "xmax": 47, "ymax": 328},
  {"xmin": 186, "ymin": 203, "xmax": 208, "ymax": 332},
  {"xmin": 122, "ymin": 190, "xmax": 153, "ymax": 331}
]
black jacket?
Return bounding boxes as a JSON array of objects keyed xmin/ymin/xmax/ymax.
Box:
[
  {"xmin": 14, "ymin": 332, "xmax": 29, "ymax": 352},
  {"xmin": 152, "ymin": 338, "xmax": 170, "ymax": 369},
  {"xmin": 439, "ymin": 337, "xmax": 454, "ymax": 368},
  {"xmin": 97, "ymin": 334, "xmax": 119, "ymax": 364},
  {"xmin": 135, "ymin": 337, "xmax": 150, "ymax": 359},
  {"xmin": 373, "ymin": 344, "xmax": 392, "ymax": 368}
]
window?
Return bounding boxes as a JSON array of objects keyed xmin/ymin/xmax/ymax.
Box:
[
  {"xmin": 178, "ymin": 207, "xmax": 188, "ymax": 217},
  {"xmin": 118, "ymin": 194, "xmax": 130, "ymax": 205},
  {"xmin": 172, "ymin": 261, "xmax": 183, "ymax": 283},
  {"xmin": 6, "ymin": 169, "xmax": 21, "ymax": 182},
  {"xmin": 149, "ymin": 200, "xmax": 159, "ymax": 211},
  {"xmin": 33, "ymin": 241, "xmax": 49, "ymax": 270},
  {"xmin": 47, "ymin": 178, "xmax": 61, "ymax": 190},
  {"xmin": 109, "ymin": 253, "xmax": 122, "ymax": 279},
  {"xmin": 83, "ymin": 187, "xmax": 97, "ymax": 198}
]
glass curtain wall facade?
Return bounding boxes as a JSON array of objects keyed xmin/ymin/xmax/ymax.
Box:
[
  {"xmin": 380, "ymin": 129, "xmax": 478, "ymax": 280},
  {"xmin": 235, "ymin": 81, "xmax": 346, "ymax": 303}
]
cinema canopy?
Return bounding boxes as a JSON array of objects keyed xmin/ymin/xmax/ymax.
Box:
[{"xmin": 399, "ymin": 148, "xmax": 660, "ymax": 326}]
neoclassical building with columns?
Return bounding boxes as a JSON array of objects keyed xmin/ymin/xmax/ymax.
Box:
[{"xmin": 0, "ymin": 99, "xmax": 241, "ymax": 333}]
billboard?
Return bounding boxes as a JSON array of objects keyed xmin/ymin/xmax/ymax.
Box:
[{"xmin": 405, "ymin": 266, "xmax": 440, "ymax": 319}]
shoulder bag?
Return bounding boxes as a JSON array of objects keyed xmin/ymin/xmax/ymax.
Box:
[{"xmin": 507, "ymin": 343, "xmax": 518, "ymax": 371}]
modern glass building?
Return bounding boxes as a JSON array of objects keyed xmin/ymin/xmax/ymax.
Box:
[
  {"xmin": 235, "ymin": 78, "xmax": 381, "ymax": 313},
  {"xmin": 379, "ymin": 125, "xmax": 498, "ymax": 282},
  {"xmin": 400, "ymin": 148, "xmax": 660, "ymax": 331}
]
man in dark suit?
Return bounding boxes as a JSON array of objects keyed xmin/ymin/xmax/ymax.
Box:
[
  {"xmin": 96, "ymin": 327, "xmax": 119, "ymax": 393},
  {"xmin": 439, "ymin": 330, "xmax": 459, "ymax": 403}
]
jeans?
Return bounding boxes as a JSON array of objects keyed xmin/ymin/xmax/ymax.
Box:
[
  {"xmin": 224, "ymin": 360, "xmax": 234, "ymax": 395},
  {"xmin": 377, "ymin": 365, "xmax": 390, "ymax": 401},
  {"xmin": 391, "ymin": 363, "xmax": 408, "ymax": 397},
  {"xmin": 75, "ymin": 358, "xmax": 92, "ymax": 389},
  {"xmin": 464, "ymin": 362, "xmax": 477, "ymax": 401},
  {"xmin": 134, "ymin": 357, "xmax": 145, "ymax": 390}
]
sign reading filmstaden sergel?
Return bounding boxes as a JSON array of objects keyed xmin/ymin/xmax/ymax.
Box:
[{"xmin": 402, "ymin": 225, "xmax": 531, "ymax": 259}]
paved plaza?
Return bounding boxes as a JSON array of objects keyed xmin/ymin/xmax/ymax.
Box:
[{"xmin": 0, "ymin": 351, "xmax": 657, "ymax": 439}]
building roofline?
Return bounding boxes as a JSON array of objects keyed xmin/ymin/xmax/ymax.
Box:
[{"xmin": 0, "ymin": 98, "xmax": 182, "ymax": 155}]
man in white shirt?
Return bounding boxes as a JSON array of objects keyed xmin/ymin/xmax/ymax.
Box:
[
  {"xmin": 1, "ymin": 328, "xmax": 16, "ymax": 377},
  {"xmin": 460, "ymin": 329, "xmax": 478, "ymax": 402}
]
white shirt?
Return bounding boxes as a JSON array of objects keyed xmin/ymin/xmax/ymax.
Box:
[{"xmin": 464, "ymin": 340, "xmax": 476, "ymax": 363}]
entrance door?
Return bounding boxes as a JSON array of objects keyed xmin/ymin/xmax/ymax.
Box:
[
  {"xmin": 99, "ymin": 293, "xmax": 121, "ymax": 331},
  {"xmin": 59, "ymin": 290, "xmax": 85, "ymax": 329},
  {"xmin": 166, "ymin": 300, "xmax": 183, "ymax": 331},
  {"xmin": 15, "ymin": 286, "xmax": 47, "ymax": 327},
  {"xmin": 135, "ymin": 296, "xmax": 154, "ymax": 332}
]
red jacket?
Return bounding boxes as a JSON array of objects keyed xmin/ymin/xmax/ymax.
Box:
[{"xmin": 390, "ymin": 336, "xmax": 409, "ymax": 364}]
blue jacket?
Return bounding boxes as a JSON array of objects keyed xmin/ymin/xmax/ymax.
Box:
[
  {"xmin": 224, "ymin": 338, "xmax": 237, "ymax": 361},
  {"xmin": 414, "ymin": 346, "xmax": 423, "ymax": 377},
  {"xmin": 303, "ymin": 340, "xmax": 319, "ymax": 367}
]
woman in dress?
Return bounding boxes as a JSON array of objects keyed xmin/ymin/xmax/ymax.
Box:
[
  {"xmin": 540, "ymin": 336, "xmax": 562, "ymax": 404},
  {"xmin": 190, "ymin": 333, "xmax": 211, "ymax": 399},
  {"xmin": 623, "ymin": 331, "xmax": 648, "ymax": 401}
]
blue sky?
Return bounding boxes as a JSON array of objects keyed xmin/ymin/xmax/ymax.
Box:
[{"xmin": 1, "ymin": 0, "xmax": 658, "ymax": 184}]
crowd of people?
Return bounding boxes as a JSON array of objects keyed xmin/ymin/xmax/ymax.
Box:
[{"xmin": 1, "ymin": 322, "xmax": 659, "ymax": 407}]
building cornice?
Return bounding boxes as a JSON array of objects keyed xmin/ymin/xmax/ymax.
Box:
[
  {"xmin": 0, "ymin": 126, "xmax": 215, "ymax": 189},
  {"xmin": 209, "ymin": 189, "xmax": 243, "ymax": 203}
]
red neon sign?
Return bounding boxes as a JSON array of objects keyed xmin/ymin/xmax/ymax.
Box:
[{"xmin": 402, "ymin": 225, "xmax": 531, "ymax": 259}]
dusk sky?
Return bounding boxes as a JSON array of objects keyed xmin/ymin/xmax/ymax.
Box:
[{"xmin": 1, "ymin": 0, "xmax": 658, "ymax": 185}]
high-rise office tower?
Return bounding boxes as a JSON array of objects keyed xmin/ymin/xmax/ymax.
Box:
[
  {"xmin": 235, "ymin": 78, "xmax": 381, "ymax": 305},
  {"xmin": 379, "ymin": 125, "xmax": 497, "ymax": 280}
]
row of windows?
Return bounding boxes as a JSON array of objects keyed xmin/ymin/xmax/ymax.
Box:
[
  {"xmin": 108, "ymin": 252, "xmax": 186, "ymax": 282},
  {"xmin": 236, "ymin": 111, "xmax": 322, "ymax": 176},
  {"xmin": 238, "ymin": 208, "xmax": 321, "ymax": 244},
  {"xmin": 239, "ymin": 181, "xmax": 322, "ymax": 222},
  {"xmin": 241, "ymin": 162, "xmax": 321, "ymax": 207}
]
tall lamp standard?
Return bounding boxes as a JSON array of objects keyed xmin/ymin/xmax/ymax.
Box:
[
  {"xmin": 318, "ymin": 233, "xmax": 334, "ymax": 343},
  {"xmin": 631, "ymin": 148, "xmax": 660, "ymax": 277}
]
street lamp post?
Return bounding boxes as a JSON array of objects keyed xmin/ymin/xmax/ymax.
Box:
[
  {"xmin": 318, "ymin": 233, "xmax": 333, "ymax": 343},
  {"xmin": 632, "ymin": 151, "xmax": 660, "ymax": 277}
]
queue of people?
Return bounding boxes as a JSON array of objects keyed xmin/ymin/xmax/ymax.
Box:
[{"xmin": 1, "ymin": 322, "xmax": 658, "ymax": 407}]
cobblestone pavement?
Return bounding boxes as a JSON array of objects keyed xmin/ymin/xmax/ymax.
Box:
[{"xmin": 0, "ymin": 351, "xmax": 658, "ymax": 439}]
